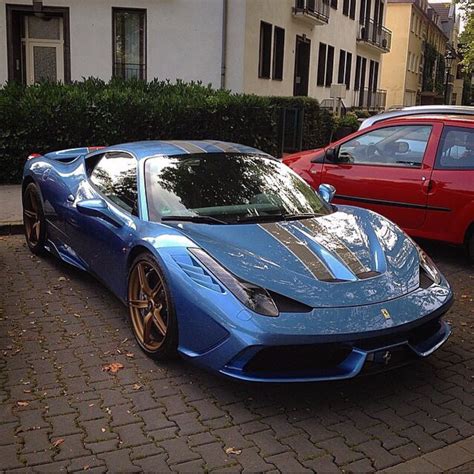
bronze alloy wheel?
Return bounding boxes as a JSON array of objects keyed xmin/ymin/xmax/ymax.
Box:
[
  {"xmin": 128, "ymin": 254, "xmax": 177, "ymax": 358},
  {"xmin": 23, "ymin": 183, "xmax": 46, "ymax": 254}
]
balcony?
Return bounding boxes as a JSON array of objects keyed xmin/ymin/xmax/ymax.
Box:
[
  {"xmin": 354, "ymin": 88, "xmax": 387, "ymax": 111},
  {"xmin": 293, "ymin": 0, "xmax": 330, "ymax": 25},
  {"xmin": 357, "ymin": 19, "xmax": 392, "ymax": 53}
]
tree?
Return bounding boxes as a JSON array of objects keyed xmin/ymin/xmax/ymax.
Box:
[{"xmin": 457, "ymin": 0, "xmax": 474, "ymax": 71}]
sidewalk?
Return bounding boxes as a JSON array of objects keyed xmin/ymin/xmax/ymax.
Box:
[{"xmin": 0, "ymin": 184, "xmax": 23, "ymax": 234}]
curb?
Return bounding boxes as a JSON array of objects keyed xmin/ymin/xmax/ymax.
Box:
[{"xmin": 0, "ymin": 222, "xmax": 24, "ymax": 236}]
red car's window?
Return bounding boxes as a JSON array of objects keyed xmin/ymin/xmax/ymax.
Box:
[
  {"xmin": 338, "ymin": 125, "xmax": 432, "ymax": 168},
  {"xmin": 435, "ymin": 126, "xmax": 474, "ymax": 170}
]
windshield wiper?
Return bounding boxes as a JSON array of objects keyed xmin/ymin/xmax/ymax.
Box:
[
  {"xmin": 161, "ymin": 215, "xmax": 228, "ymax": 225},
  {"xmin": 235, "ymin": 212, "xmax": 321, "ymax": 223}
]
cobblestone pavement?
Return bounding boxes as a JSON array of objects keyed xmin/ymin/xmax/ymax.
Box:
[{"xmin": 0, "ymin": 235, "xmax": 473, "ymax": 473}]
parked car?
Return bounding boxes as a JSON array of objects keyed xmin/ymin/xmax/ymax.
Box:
[
  {"xmin": 23, "ymin": 140, "xmax": 453, "ymax": 382},
  {"xmin": 359, "ymin": 105, "xmax": 474, "ymax": 130},
  {"xmin": 284, "ymin": 115, "xmax": 474, "ymax": 260}
]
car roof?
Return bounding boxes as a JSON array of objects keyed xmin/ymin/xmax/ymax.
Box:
[
  {"xmin": 368, "ymin": 114, "xmax": 474, "ymax": 128},
  {"xmin": 360, "ymin": 106, "xmax": 474, "ymax": 129},
  {"xmin": 100, "ymin": 140, "xmax": 268, "ymax": 160}
]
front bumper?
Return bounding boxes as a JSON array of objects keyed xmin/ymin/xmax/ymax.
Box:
[{"xmin": 180, "ymin": 293, "xmax": 453, "ymax": 383}]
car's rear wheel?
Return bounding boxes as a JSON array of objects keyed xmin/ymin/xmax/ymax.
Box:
[
  {"xmin": 128, "ymin": 253, "xmax": 178, "ymax": 359},
  {"xmin": 23, "ymin": 182, "xmax": 47, "ymax": 255}
]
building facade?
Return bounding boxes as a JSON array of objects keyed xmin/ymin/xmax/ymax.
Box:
[
  {"xmin": 380, "ymin": 0, "xmax": 450, "ymax": 108},
  {"xmin": 0, "ymin": 0, "xmax": 227, "ymax": 87},
  {"xmin": 0, "ymin": 0, "xmax": 393, "ymax": 111},
  {"xmin": 237, "ymin": 0, "xmax": 392, "ymax": 111},
  {"xmin": 430, "ymin": 1, "xmax": 463, "ymax": 105}
]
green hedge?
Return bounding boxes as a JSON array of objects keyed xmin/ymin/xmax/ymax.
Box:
[{"xmin": 0, "ymin": 78, "xmax": 334, "ymax": 183}]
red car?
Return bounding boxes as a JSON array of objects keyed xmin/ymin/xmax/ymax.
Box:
[{"xmin": 284, "ymin": 115, "xmax": 474, "ymax": 260}]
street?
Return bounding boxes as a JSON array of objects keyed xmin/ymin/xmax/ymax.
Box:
[{"xmin": 0, "ymin": 235, "xmax": 473, "ymax": 472}]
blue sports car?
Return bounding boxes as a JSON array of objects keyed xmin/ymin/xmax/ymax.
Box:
[{"xmin": 22, "ymin": 140, "xmax": 453, "ymax": 382}]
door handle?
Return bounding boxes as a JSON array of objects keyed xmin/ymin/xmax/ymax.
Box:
[
  {"xmin": 67, "ymin": 194, "xmax": 75, "ymax": 203},
  {"xmin": 422, "ymin": 177, "xmax": 433, "ymax": 194}
]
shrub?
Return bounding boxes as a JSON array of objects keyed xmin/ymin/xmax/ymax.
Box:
[{"xmin": 0, "ymin": 79, "xmax": 334, "ymax": 183}]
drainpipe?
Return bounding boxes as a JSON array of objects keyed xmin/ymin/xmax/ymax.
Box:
[{"xmin": 220, "ymin": 0, "xmax": 228, "ymax": 89}]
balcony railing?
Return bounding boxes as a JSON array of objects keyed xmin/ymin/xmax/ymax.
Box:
[
  {"xmin": 293, "ymin": 0, "xmax": 330, "ymax": 25},
  {"xmin": 354, "ymin": 88, "xmax": 387, "ymax": 110},
  {"xmin": 357, "ymin": 19, "xmax": 392, "ymax": 53}
]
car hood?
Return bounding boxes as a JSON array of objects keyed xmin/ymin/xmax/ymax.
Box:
[{"xmin": 170, "ymin": 207, "xmax": 421, "ymax": 308}]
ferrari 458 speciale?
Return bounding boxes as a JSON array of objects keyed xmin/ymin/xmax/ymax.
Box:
[{"xmin": 22, "ymin": 140, "xmax": 453, "ymax": 382}]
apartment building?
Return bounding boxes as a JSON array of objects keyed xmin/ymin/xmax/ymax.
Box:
[
  {"xmin": 430, "ymin": 1, "xmax": 463, "ymax": 105},
  {"xmin": 239, "ymin": 0, "xmax": 392, "ymax": 110},
  {"xmin": 1, "ymin": 0, "xmax": 392, "ymax": 110},
  {"xmin": 380, "ymin": 0, "xmax": 449, "ymax": 108}
]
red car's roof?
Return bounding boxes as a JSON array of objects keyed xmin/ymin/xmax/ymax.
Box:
[{"xmin": 378, "ymin": 114, "xmax": 474, "ymax": 126}]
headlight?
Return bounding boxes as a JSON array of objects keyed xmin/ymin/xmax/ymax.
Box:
[
  {"xmin": 418, "ymin": 247, "xmax": 441, "ymax": 285},
  {"xmin": 189, "ymin": 248, "xmax": 279, "ymax": 317}
]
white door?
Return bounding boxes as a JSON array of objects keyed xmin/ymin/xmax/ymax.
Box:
[{"xmin": 23, "ymin": 16, "xmax": 64, "ymax": 84}]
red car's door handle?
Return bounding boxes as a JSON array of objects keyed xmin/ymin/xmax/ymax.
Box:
[{"xmin": 422, "ymin": 177, "xmax": 434, "ymax": 194}]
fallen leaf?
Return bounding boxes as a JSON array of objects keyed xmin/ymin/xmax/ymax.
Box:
[
  {"xmin": 101, "ymin": 428, "xmax": 106, "ymax": 433},
  {"xmin": 23, "ymin": 389, "xmax": 31, "ymax": 394},
  {"xmin": 83, "ymin": 465, "xmax": 90, "ymax": 471},
  {"xmin": 102, "ymin": 362, "xmax": 124, "ymax": 373},
  {"xmin": 52, "ymin": 438, "xmax": 64, "ymax": 447},
  {"xmin": 132, "ymin": 383, "xmax": 143, "ymax": 391},
  {"xmin": 126, "ymin": 353, "xmax": 134, "ymax": 358},
  {"xmin": 88, "ymin": 403, "xmax": 94, "ymax": 407},
  {"xmin": 225, "ymin": 447, "xmax": 242, "ymax": 455},
  {"xmin": 17, "ymin": 401, "xmax": 29, "ymax": 407},
  {"xmin": 58, "ymin": 277, "xmax": 67, "ymax": 281}
]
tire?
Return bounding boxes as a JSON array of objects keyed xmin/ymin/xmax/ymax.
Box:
[
  {"xmin": 22, "ymin": 182, "xmax": 47, "ymax": 255},
  {"xmin": 467, "ymin": 231, "xmax": 474, "ymax": 264},
  {"xmin": 127, "ymin": 253, "xmax": 178, "ymax": 360}
]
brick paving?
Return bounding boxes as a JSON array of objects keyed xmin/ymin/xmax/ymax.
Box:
[{"xmin": 0, "ymin": 235, "xmax": 473, "ymax": 473}]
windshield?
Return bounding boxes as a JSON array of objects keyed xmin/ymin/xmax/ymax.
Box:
[{"xmin": 145, "ymin": 153, "xmax": 332, "ymax": 223}]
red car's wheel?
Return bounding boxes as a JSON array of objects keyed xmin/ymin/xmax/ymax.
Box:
[
  {"xmin": 23, "ymin": 183, "xmax": 47, "ymax": 255},
  {"xmin": 127, "ymin": 253, "xmax": 178, "ymax": 359}
]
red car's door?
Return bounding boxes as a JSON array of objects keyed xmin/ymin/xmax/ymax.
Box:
[
  {"xmin": 320, "ymin": 122, "xmax": 442, "ymax": 231},
  {"xmin": 424, "ymin": 123, "xmax": 474, "ymax": 244}
]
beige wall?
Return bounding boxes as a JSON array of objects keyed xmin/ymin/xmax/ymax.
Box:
[
  {"xmin": 380, "ymin": 3, "xmax": 411, "ymax": 107},
  {"xmin": 241, "ymin": 0, "xmax": 386, "ymax": 106}
]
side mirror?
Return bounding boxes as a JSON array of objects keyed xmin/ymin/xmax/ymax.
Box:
[
  {"xmin": 76, "ymin": 198, "xmax": 124, "ymax": 227},
  {"xmin": 318, "ymin": 183, "xmax": 336, "ymax": 203},
  {"xmin": 325, "ymin": 147, "xmax": 338, "ymax": 162}
]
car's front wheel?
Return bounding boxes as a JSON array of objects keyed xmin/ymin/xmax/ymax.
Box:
[
  {"xmin": 127, "ymin": 253, "xmax": 178, "ymax": 359},
  {"xmin": 467, "ymin": 230, "xmax": 474, "ymax": 264},
  {"xmin": 23, "ymin": 182, "xmax": 47, "ymax": 255}
]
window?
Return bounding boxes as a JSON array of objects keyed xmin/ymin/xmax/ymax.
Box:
[
  {"xmin": 145, "ymin": 154, "xmax": 331, "ymax": 222},
  {"xmin": 354, "ymin": 55, "xmax": 366, "ymax": 91},
  {"xmin": 338, "ymin": 125, "xmax": 432, "ymax": 167},
  {"xmin": 343, "ymin": 0, "xmax": 356, "ymax": 18},
  {"xmin": 272, "ymin": 26, "xmax": 285, "ymax": 80},
  {"xmin": 331, "ymin": 0, "xmax": 338, "ymax": 9},
  {"xmin": 350, "ymin": 0, "xmax": 356, "ymax": 19},
  {"xmin": 317, "ymin": 43, "xmax": 326, "ymax": 86},
  {"xmin": 325, "ymin": 45, "xmax": 334, "ymax": 87},
  {"xmin": 338, "ymin": 50, "xmax": 352, "ymax": 89},
  {"xmin": 89, "ymin": 152, "xmax": 138, "ymax": 214},
  {"xmin": 113, "ymin": 8, "xmax": 146, "ymax": 80},
  {"xmin": 258, "ymin": 21, "xmax": 272, "ymax": 78},
  {"xmin": 436, "ymin": 127, "xmax": 474, "ymax": 170}
]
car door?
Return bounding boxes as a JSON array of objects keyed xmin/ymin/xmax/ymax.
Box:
[
  {"xmin": 320, "ymin": 121, "xmax": 442, "ymax": 231},
  {"xmin": 425, "ymin": 123, "xmax": 474, "ymax": 244},
  {"xmin": 66, "ymin": 151, "xmax": 139, "ymax": 290}
]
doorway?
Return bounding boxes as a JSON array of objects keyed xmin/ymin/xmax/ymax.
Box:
[
  {"xmin": 293, "ymin": 35, "xmax": 311, "ymax": 96},
  {"xmin": 24, "ymin": 16, "xmax": 64, "ymax": 84},
  {"xmin": 6, "ymin": 5, "xmax": 70, "ymax": 84}
]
